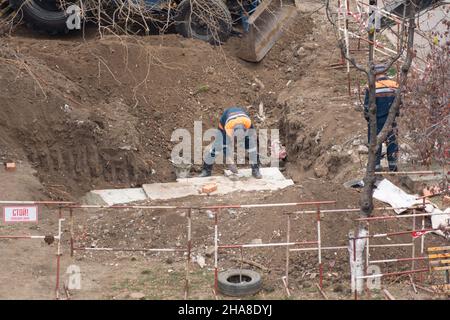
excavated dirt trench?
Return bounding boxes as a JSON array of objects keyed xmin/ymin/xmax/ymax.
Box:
[
  {"xmin": 1, "ymin": 4, "xmax": 449, "ymax": 300},
  {"xmin": 0, "ymin": 15, "xmax": 320, "ymax": 199}
]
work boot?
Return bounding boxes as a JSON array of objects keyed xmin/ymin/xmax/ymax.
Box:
[
  {"xmin": 199, "ymin": 163, "xmax": 213, "ymax": 177},
  {"xmin": 251, "ymin": 165, "xmax": 262, "ymax": 179},
  {"xmin": 388, "ymin": 162, "xmax": 398, "ymax": 172}
]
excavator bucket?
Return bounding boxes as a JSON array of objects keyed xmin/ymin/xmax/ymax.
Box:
[{"xmin": 238, "ymin": 0, "xmax": 298, "ymax": 62}]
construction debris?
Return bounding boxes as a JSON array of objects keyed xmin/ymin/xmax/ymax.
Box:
[
  {"xmin": 423, "ymin": 186, "xmax": 442, "ymax": 197},
  {"xmin": 230, "ymin": 257, "xmax": 270, "ymax": 272},
  {"xmin": 444, "ymin": 196, "xmax": 450, "ymax": 206},
  {"xmin": 373, "ymin": 179, "xmax": 423, "ymax": 214},
  {"xmin": 316, "ymin": 283, "xmax": 328, "ymax": 300},
  {"xmin": 383, "ymin": 289, "xmax": 396, "ymax": 300},
  {"xmin": 129, "ymin": 292, "xmax": 146, "ymax": 300},
  {"xmin": 4, "ymin": 162, "xmax": 16, "ymax": 172},
  {"xmin": 201, "ymin": 183, "xmax": 218, "ymax": 195},
  {"xmin": 427, "ymin": 207, "xmax": 450, "ymax": 239},
  {"xmin": 415, "ymin": 283, "xmax": 435, "ymax": 294},
  {"xmin": 196, "ymin": 254, "xmax": 206, "ymax": 269},
  {"xmin": 83, "ymin": 168, "xmax": 294, "ymax": 204}
]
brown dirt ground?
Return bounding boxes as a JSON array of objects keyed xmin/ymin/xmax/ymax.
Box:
[{"xmin": 0, "ymin": 2, "xmax": 448, "ymax": 300}]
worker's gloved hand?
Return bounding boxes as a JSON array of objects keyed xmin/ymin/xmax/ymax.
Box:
[{"xmin": 227, "ymin": 163, "xmax": 238, "ymax": 174}]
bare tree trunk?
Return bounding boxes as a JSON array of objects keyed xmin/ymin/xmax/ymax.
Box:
[
  {"xmin": 360, "ymin": 0, "xmax": 378, "ymax": 217},
  {"xmin": 325, "ymin": 0, "xmax": 419, "ymax": 294},
  {"xmin": 360, "ymin": 0, "xmax": 417, "ymax": 217}
]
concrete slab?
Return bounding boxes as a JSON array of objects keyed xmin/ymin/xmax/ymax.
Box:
[
  {"xmin": 400, "ymin": 174, "xmax": 445, "ymax": 194},
  {"xmin": 222, "ymin": 167, "xmax": 287, "ymax": 180},
  {"xmin": 83, "ymin": 188, "xmax": 148, "ymax": 206},
  {"xmin": 143, "ymin": 167, "xmax": 294, "ymax": 200},
  {"xmin": 142, "ymin": 183, "xmax": 200, "ymax": 200},
  {"xmin": 85, "ymin": 168, "xmax": 294, "ymax": 204}
]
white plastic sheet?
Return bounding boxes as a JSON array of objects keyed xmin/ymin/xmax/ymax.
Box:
[{"xmin": 373, "ymin": 179, "xmax": 423, "ymax": 214}]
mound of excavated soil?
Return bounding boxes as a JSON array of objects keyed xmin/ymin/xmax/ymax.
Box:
[{"xmin": 0, "ymin": 15, "xmax": 316, "ymax": 199}]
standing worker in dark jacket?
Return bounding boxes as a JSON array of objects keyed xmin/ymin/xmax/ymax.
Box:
[
  {"xmin": 200, "ymin": 107, "xmax": 262, "ymax": 179},
  {"xmin": 364, "ymin": 64, "xmax": 400, "ymax": 172}
]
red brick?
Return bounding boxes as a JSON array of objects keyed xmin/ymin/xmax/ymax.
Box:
[
  {"xmin": 5, "ymin": 162, "xmax": 16, "ymax": 172},
  {"xmin": 201, "ymin": 183, "xmax": 217, "ymax": 194}
]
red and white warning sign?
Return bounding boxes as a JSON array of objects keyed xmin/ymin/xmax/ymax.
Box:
[{"xmin": 3, "ymin": 206, "xmax": 38, "ymax": 223}]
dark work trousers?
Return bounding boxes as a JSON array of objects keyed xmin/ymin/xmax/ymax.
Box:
[
  {"xmin": 368, "ymin": 118, "xmax": 398, "ymax": 171},
  {"xmin": 204, "ymin": 129, "xmax": 259, "ymax": 167}
]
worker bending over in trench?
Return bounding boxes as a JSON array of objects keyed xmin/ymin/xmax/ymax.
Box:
[
  {"xmin": 200, "ymin": 107, "xmax": 262, "ymax": 179},
  {"xmin": 364, "ymin": 64, "xmax": 400, "ymax": 172}
]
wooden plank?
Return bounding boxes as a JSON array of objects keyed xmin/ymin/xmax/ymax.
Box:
[
  {"xmin": 430, "ymin": 259, "xmax": 450, "ymax": 266},
  {"xmin": 316, "ymin": 284, "xmax": 328, "ymax": 300},
  {"xmin": 427, "ymin": 246, "xmax": 450, "ymax": 252},
  {"xmin": 431, "ymin": 266, "xmax": 450, "ymax": 271},
  {"xmin": 415, "ymin": 283, "xmax": 435, "ymax": 294},
  {"xmin": 428, "ymin": 253, "xmax": 450, "ymax": 259},
  {"xmin": 431, "ymin": 284, "xmax": 450, "ymax": 293},
  {"xmin": 383, "ymin": 289, "xmax": 396, "ymax": 300}
]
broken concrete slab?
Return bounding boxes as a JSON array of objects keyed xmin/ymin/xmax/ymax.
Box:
[
  {"xmin": 85, "ymin": 168, "xmax": 293, "ymax": 204},
  {"xmin": 143, "ymin": 168, "xmax": 294, "ymax": 200},
  {"xmin": 142, "ymin": 182, "xmax": 200, "ymax": 200},
  {"xmin": 196, "ymin": 254, "xmax": 206, "ymax": 268},
  {"xmin": 427, "ymin": 206, "xmax": 450, "ymax": 239},
  {"xmin": 400, "ymin": 173, "xmax": 445, "ymax": 194},
  {"xmin": 222, "ymin": 167, "xmax": 287, "ymax": 180},
  {"xmin": 343, "ymin": 178, "xmax": 364, "ymax": 189},
  {"xmin": 83, "ymin": 188, "xmax": 148, "ymax": 206}
]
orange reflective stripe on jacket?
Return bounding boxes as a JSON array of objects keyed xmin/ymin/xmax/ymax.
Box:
[
  {"xmin": 219, "ymin": 116, "xmax": 252, "ymax": 137},
  {"xmin": 376, "ymin": 79, "xmax": 399, "ymax": 89}
]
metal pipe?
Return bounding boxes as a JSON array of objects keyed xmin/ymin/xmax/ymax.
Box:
[
  {"xmin": 0, "ymin": 201, "xmax": 73, "ymax": 205},
  {"xmin": 70, "ymin": 208, "xmax": 74, "ymax": 257},
  {"xmin": 340, "ymin": 28, "xmax": 426, "ymax": 71},
  {"xmin": 55, "ymin": 216, "xmax": 64, "ymax": 300},
  {"xmin": 344, "ymin": 0, "xmax": 351, "ymax": 96},
  {"xmin": 63, "ymin": 200, "xmax": 336, "ymax": 211},
  {"xmin": 317, "ymin": 207, "xmax": 323, "ymax": 288},
  {"xmin": 289, "ymin": 243, "xmax": 413, "ymax": 252},
  {"xmin": 421, "ymin": 208, "xmax": 426, "ymax": 255},
  {"xmin": 67, "ymin": 204, "xmax": 184, "ymax": 209},
  {"xmin": 355, "ymin": 211, "xmax": 446, "ymax": 221},
  {"xmin": 420, "ymin": 198, "xmax": 427, "ymax": 283},
  {"xmin": 374, "ymin": 171, "xmax": 441, "ymax": 175},
  {"xmin": 412, "ymin": 210, "xmax": 417, "ymax": 272},
  {"xmin": 72, "ymin": 247, "xmax": 185, "ymax": 252},
  {"xmin": 351, "ymin": 228, "xmax": 439, "ymax": 240},
  {"xmin": 285, "ymin": 214, "xmax": 291, "ymax": 286},
  {"xmin": 353, "ymin": 237, "xmax": 357, "ymax": 300},
  {"xmin": 219, "ymin": 241, "xmax": 318, "ymax": 249},
  {"xmin": 366, "ymin": 222, "xmax": 370, "ymax": 269},
  {"xmin": 281, "ymin": 276, "xmax": 291, "ymax": 297},
  {"xmin": 203, "ymin": 200, "xmax": 336, "ymax": 210},
  {"xmin": 0, "ymin": 235, "xmax": 47, "ymax": 239},
  {"xmin": 357, "ymin": 268, "xmax": 429, "ymax": 279},
  {"xmin": 214, "ymin": 209, "xmax": 219, "ymax": 294},
  {"xmin": 185, "ymin": 208, "xmax": 192, "ymax": 300},
  {"xmin": 290, "ymin": 246, "xmax": 348, "ymax": 252},
  {"xmin": 295, "ymin": 206, "xmax": 425, "ymax": 215},
  {"xmin": 369, "ymin": 256, "xmax": 428, "ymax": 264}
]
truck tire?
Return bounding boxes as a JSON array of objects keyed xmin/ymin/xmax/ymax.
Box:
[
  {"xmin": 175, "ymin": 0, "xmax": 232, "ymax": 45},
  {"xmin": 10, "ymin": 0, "xmax": 80, "ymax": 35},
  {"xmin": 218, "ymin": 269, "xmax": 262, "ymax": 297}
]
